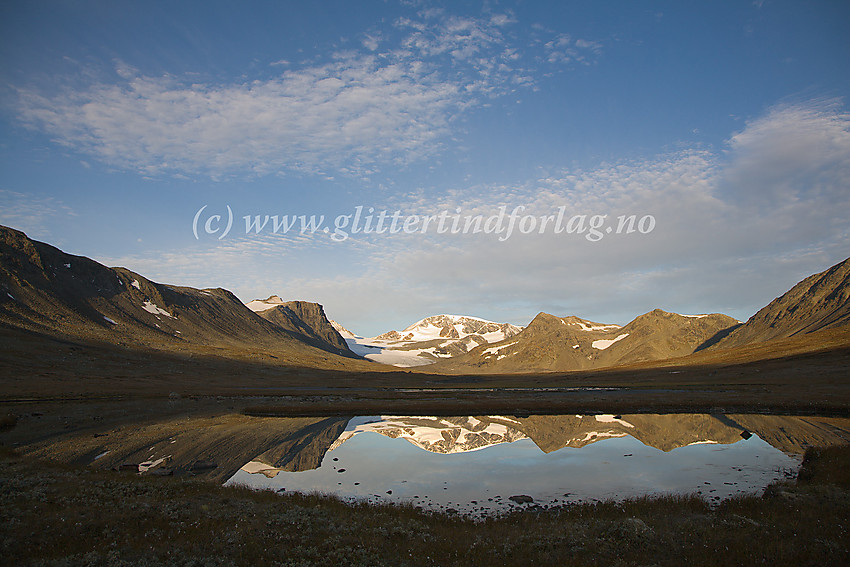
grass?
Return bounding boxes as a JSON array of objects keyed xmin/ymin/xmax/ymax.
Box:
[
  {"xmin": 0, "ymin": 414, "xmax": 16, "ymax": 431},
  {"xmin": 2, "ymin": 445, "xmax": 849, "ymax": 566}
]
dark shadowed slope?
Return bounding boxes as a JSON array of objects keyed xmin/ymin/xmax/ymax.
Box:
[
  {"xmin": 0, "ymin": 225, "xmax": 367, "ymax": 368},
  {"xmin": 246, "ymin": 296, "xmax": 356, "ymax": 358}
]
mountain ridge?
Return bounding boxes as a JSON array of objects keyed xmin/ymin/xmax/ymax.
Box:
[
  {"xmin": 711, "ymin": 257, "xmax": 850, "ymax": 350},
  {"xmin": 0, "ymin": 225, "xmax": 366, "ymax": 368},
  {"xmin": 246, "ymin": 296, "xmax": 356, "ymax": 358},
  {"xmin": 431, "ymin": 309, "xmax": 740, "ymax": 373},
  {"xmin": 3, "ymin": 223, "xmax": 849, "ymax": 376}
]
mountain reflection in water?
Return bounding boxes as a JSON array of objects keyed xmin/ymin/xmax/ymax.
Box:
[
  {"xmin": 223, "ymin": 414, "xmax": 850, "ymax": 515},
  {"xmin": 21, "ymin": 411, "xmax": 850, "ymax": 515}
]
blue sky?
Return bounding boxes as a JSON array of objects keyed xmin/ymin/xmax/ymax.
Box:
[{"xmin": 1, "ymin": 0, "xmax": 849, "ymax": 336}]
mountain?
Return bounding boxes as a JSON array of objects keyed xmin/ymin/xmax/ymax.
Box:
[
  {"xmin": 0, "ymin": 225, "xmax": 365, "ymax": 367},
  {"xmin": 711, "ymin": 257, "xmax": 850, "ymax": 350},
  {"xmin": 329, "ymin": 319, "xmax": 356, "ymax": 339},
  {"xmin": 433, "ymin": 310, "xmax": 739, "ymax": 373},
  {"xmin": 329, "ymin": 415, "xmax": 528, "ymax": 454},
  {"xmin": 246, "ymin": 296, "xmax": 356, "ymax": 358},
  {"xmin": 345, "ymin": 314, "xmax": 523, "ymax": 367}
]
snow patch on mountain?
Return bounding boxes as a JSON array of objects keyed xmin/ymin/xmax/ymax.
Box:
[
  {"xmin": 572, "ymin": 320, "xmax": 622, "ymax": 332},
  {"xmin": 483, "ymin": 342, "xmax": 517, "ymax": 356},
  {"xmin": 595, "ymin": 414, "xmax": 635, "ymax": 428},
  {"xmin": 246, "ymin": 295, "xmax": 285, "ymax": 312},
  {"xmin": 591, "ymin": 333, "xmax": 629, "ymax": 350},
  {"xmin": 142, "ymin": 301, "xmax": 172, "ymax": 318}
]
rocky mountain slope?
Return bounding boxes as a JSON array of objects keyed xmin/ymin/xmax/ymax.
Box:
[
  {"xmin": 246, "ymin": 296, "xmax": 356, "ymax": 358},
  {"xmin": 433, "ymin": 310, "xmax": 739, "ymax": 373},
  {"xmin": 711, "ymin": 256, "xmax": 850, "ymax": 349},
  {"xmin": 0, "ymin": 225, "xmax": 365, "ymax": 367}
]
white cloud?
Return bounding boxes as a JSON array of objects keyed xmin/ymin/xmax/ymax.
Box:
[
  {"xmin": 545, "ymin": 34, "xmax": 603, "ymax": 65},
  {"xmin": 300, "ymin": 100, "xmax": 850, "ymax": 329},
  {"xmin": 84, "ymin": 100, "xmax": 850, "ymax": 333},
  {"xmin": 14, "ymin": 12, "xmax": 597, "ymax": 180},
  {"xmin": 0, "ymin": 190, "xmax": 77, "ymax": 241},
  {"xmin": 16, "ymin": 57, "xmax": 459, "ymax": 179}
]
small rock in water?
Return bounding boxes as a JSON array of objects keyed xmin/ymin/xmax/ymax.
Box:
[
  {"xmin": 509, "ymin": 495, "xmax": 534, "ymax": 504},
  {"xmin": 337, "ymin": 468, "xmax": 346, "ymax": 473},
  {"xmin": 386, "ymin": 490, "xmax": 392, "ymax": 495}
]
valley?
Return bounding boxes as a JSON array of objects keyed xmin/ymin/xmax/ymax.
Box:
[{"xmin": 2, "ymin": 224, "xmax": 850, "ymax": 566}]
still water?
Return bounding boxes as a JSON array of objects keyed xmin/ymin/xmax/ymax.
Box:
[{"xmin": 225, "ymin": 414, "xmax": 810, "ymax": 515}]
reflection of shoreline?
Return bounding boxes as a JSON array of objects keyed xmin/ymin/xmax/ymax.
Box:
[
  {"xmin": 322, "ymin": 414, "xmax": 850, "ymax": 458},
  {"xmin": 15, "ymin": 412, "xmax": 850, "ymax": 484}
]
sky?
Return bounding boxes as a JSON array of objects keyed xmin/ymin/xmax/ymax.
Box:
[{"xmin": 1, "ymin": 0, "xmax": 849, "ymax": 337}]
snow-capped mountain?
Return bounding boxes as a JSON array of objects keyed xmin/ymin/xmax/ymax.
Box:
[
  {"xmin": 328, "ymin": 416, "xmax": 528, "ymax": 454},
  {"xmin": 389, "ymin": 314, "xmax": 522, "ymax": 342},
  {"xmin": 345, "ymin": 314, "xmax": 523, "ymax": 367}
]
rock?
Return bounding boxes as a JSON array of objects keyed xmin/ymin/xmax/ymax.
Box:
[{"xmin": 509, "ymin": 495, "xmax": 533, "ymax": 504}]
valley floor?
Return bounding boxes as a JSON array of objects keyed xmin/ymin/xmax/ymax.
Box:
[
  {"xmin": 2, "ymin": 325, "xmax": 850, "ymax": 416},
  {"xmin": 2, "ymin": 322, "xmax": 850, "ymax": 564}
]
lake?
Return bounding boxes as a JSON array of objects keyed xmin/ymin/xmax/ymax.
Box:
[{"xmin": 224, "ymin": 413, "xmax": 844, "ymax": 516}]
